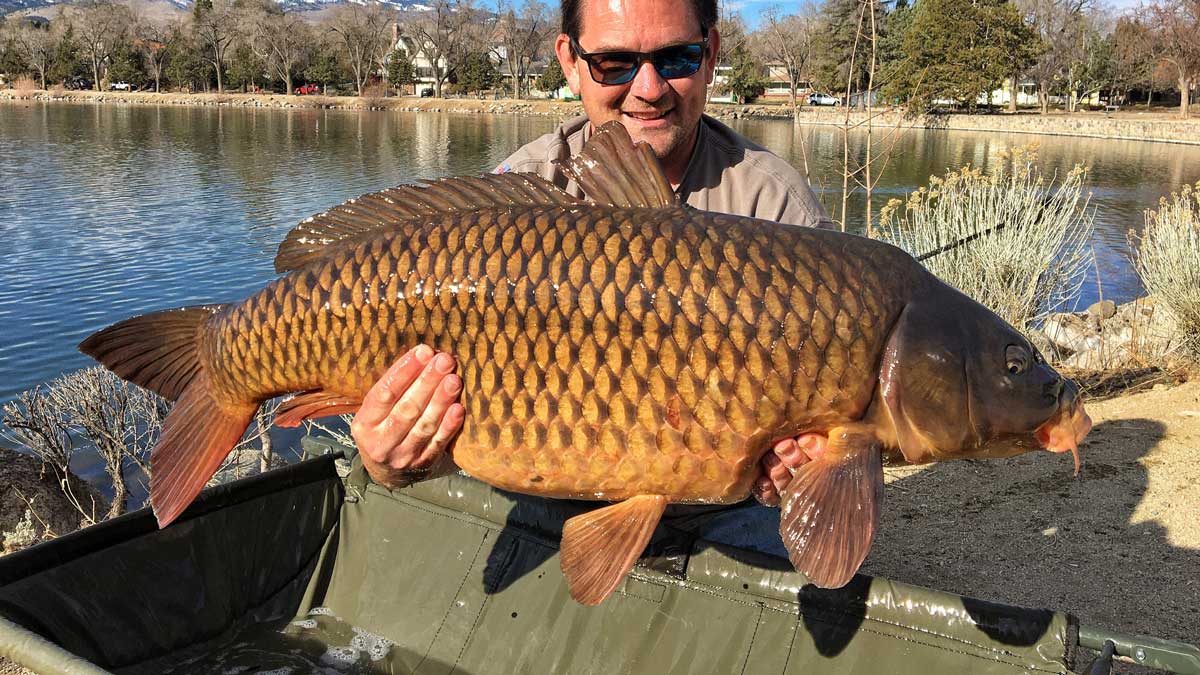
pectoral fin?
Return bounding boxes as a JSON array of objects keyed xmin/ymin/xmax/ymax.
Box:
[
  {"xmin": 275, "ymin": 390, "xmax": 362, "ymax": 428},
  {"xmin": 560, "ymin": 495, "xmax": 668, "ymax": 605},
  {"xmin": 779, "ymin": 425, "xmax": 884, "ymax": 589}
]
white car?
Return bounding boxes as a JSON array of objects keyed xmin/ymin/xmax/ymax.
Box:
[
  {"xmin": 109, "ymin": 82, "xmax": 135, "ymax": 91},
  {"xmin": 808, "ymin": 92, "xmax": 841, "ymax": 106}
]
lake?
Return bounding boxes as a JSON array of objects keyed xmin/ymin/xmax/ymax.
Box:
[{"xmin": 2, "ymin": 102, "xmax": 1198, "ymax": 403}]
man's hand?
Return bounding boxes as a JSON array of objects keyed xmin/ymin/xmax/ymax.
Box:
[
  {"xmin": 749, "ymin": 434, "xmax": 827, "ymax": 507},
  {"xmin": 352, "ymin": 345, "xmax": 465, "ymax": 489}
]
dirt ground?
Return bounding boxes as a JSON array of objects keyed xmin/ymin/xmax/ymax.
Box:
[{"xmin": 863, "ymin": 377, "xmax": 1200, "ymax": 672}]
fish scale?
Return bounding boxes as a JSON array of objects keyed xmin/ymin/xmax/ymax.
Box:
[
  {"xmin": 202, "ymin": 203, "xmax": 904, "ymax": 503},
  {"xmin": 80, "ymin": 121, "xmax": 1091, "ymax": 603}
]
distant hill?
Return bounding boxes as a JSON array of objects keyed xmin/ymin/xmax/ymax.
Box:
[{"xmin": 1, "ymin": 0, "xmax": 430, "ymax": 19}]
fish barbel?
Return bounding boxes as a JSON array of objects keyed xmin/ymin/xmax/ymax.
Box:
[{"xmin": 81, "ymin": 122, "xmax": 1091, "ymax": 605}]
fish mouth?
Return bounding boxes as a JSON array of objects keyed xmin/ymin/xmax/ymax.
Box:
[{"xmin": 1034, "ymin": 398, "xmax": 1092, "ymax": 476}]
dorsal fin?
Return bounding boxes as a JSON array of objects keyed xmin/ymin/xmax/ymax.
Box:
[
  {"xmin": 273, "ymin": 172, "xmax": 581, "ymax": 273},
  {"xmin": 555, "ymin": 120, "xmax": 678, "ymax": 209}
]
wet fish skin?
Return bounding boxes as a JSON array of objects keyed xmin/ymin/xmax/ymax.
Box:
[
  {"xmin": 80, "ymin": 121, "xmax": 1089, "ymax": 604},
  {"xmin": 208, "ymin": 204, "xmax": 910, "ymax": 503}
]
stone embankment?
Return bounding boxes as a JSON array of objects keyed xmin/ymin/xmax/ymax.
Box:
[
  {"xmin": 1034, "ymin": 296, "xmax": 1183, "ymax": 370},
  {"xmin": 4, "ymin": 89, "xmax": 1199, "ymax": 145}
]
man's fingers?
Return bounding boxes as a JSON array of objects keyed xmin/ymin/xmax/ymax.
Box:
[
  {"xmin": 414, "ymin": 401, "xmax": 465, "ymax": 467},
  {"xmin": 751, "ymin": 475, "xmax": 780, "ymax": 507},
  {"xmin": 393, "ymin": 374, "xmax": 463, "ymax": 467},
  {"xmin": 355, "ymin": 345, "xmax": 433, "ymax": 427},
  {"xmin": 381, "ymin": 351, "xmax": 457, "ymax": 439}
]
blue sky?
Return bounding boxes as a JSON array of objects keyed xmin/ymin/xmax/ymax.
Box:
[{"xmin": 728, "ymin": 0, "xmax": 1140, "ymax": 31}]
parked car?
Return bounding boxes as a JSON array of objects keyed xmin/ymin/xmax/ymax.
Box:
[
  {"xmin": 294, "ymin": 83, "xmax": 319, "ymax": 95},
  {"xmin": 65, "ymin": 76, "xmax": 92, "ymax": 90},
  {"xmin": 109, "ymin": 81, "xmax": 135, "ymax": 91},
  {"xmin": 807, "ymin": 92, "xmax": 841, "ymax": 106},
  {"xmin": 420, "ymin": 87, "xmax": 434, "ymax": 97}
]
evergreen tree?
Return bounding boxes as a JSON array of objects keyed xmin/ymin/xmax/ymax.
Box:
[
  {"xmin": 225, "ymin": 43, "xmax": 265, "ymax": 92},
  {"xmin": 49, "ymin": 24, "xmax": 87, "ymax": 86},
  {"xmin": 385, "ymin": 48, "xmax": 415, "ymax": 94},
  {"xmin": 453, "ymin": 51, "xmax": 499, "ymax": 95},
  {"xmin": 1, "ymin": 25, "xmax": 30, "ymax": 77},
  {"xmin": 193, "ymin": 0, "xmax": 213, "ymax": 22},
  {"xmin": 722, "ymin": 44, "xmax": 766, "ymax": 103},
  {"xmin": 811, "ymin": 0, "xmax": 888, "ymax": 95},
  {"xmin": 535, "ymin": 58, "xmax": 566, "ymax": 96},
  {"xmin": 165, "ymin": 33, "xmax": 209, "ymax": 92},
  {"xmin": 885, "ymin": 0, "xmax": 1037, "ymax": 112},
  {"xmin": 105, "ymin": 39, "xmax": 145, "ymax": 87}
]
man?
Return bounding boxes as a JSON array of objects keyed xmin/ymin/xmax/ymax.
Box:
[{"xmin": 350, "ymin": 0, "xmax": 833, "ymax": 534}]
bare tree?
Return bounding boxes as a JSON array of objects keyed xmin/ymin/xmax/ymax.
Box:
[
  {"xmin": 193, "ymin": 0, "xmax": 238, "ymax": 92},
  {"xmin": 754, "ymin": 4, "xmax": 820, "ymax": 109},
  {"xmin": 324, "ymin": 3, "xmax": 395, "ymax": 97},
  {"xmin": 8, "ymin": 20, "xmax": 56, "ymax": 89},
  {"xmin": 1016, "ymin": 0, "xmax": 1093, "ymax": 112},
  {"xmin": 2, "ymin": 368, "xmax": 283, "ymax": 524},
  {"xmin": 1148, "ymin": 0, "xmax": 1200, "ymax": 118},
  {"xmin": 246, "ymin": 6, "xmax": 312, "ymax": 95},
  {"xmin": 494, "ymin": 0, "xmax": 556, "ymax": 99},
  {"xmin": 67, "ymin": 0, "xmax": 134, "ymax": 91},
  {"xmin": 399, "ymin": 0, "xmax": 477, "ymax": 98},
  {"xmin": 138, "ymin": 17, "xmax": 177, "ymax": 93}
]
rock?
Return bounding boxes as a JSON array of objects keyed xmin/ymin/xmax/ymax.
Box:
[
  {"xmin": 0, "ymin": 447, "xmax": 107, "ymax": 555},
  {"xmin": 1086, "ymin": 300, "xmax": 1117, "ymax": 320},
  {"xmin": 1041, "ymin": 312, "xmax": 1092, "ymax": 353}
]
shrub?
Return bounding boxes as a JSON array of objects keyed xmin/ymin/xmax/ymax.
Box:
[
  {"xmin": 1, "ymin": 367, "xmax": 280, "ymax": 524},
  {"xmin": 1132, "ymin": 181, "xmax": 1200, "ymax": 361},
  {"xmin": 13, "ymin": 75, "xmax": 37, "ymax": 98},
  {"xmin": 877, "ymin": 146, "xmax": 1094, "ymax": 338}
]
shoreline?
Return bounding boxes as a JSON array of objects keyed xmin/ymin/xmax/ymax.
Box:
[{"xmin": 4, "ymin": 89, "xmax": 1199, "ymax": 145}]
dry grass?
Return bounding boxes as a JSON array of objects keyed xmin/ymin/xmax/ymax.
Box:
[
  {"xmin": 12, "ymin": 76, "xmax": 37, "ymax": 98},
  {"xmin": 1132, "ymin": 181, "xmax": 1200, "ymax": 361},
  {"xmin": 1, "ymin": 367, "xmax": 279, "ymax": 522},
  {"xmin": 876, "ymin": 146, "xmax": 1094, "ymax": 336}
]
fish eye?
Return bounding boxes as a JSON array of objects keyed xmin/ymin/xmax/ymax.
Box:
[{"xmin": 1005, "ymin": 344, "xmax": 1030, "ymax": 375}]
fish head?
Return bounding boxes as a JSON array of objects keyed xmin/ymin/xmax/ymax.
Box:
[{"xmin": 874, "ymin": 294, "xmax": 1091, "ymax": 472}]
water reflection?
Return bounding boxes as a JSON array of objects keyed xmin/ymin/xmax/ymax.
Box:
[{"xmin": 1, "ymin": 103, "xmax": 1198, "ymax": 405}]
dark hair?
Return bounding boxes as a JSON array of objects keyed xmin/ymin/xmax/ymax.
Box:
[{"xmin": 562, "ymin": 0, "xmax": 717, "ymax": 43}]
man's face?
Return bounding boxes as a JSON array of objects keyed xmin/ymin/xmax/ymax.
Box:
[{"xmin": 555, "ymin": 0, "xmax": 719, "ymax": 173}]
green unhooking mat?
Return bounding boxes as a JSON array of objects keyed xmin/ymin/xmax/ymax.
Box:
[{"xmin": 0, "ymin": 449, "xmax": 1125, "ymax": 674}]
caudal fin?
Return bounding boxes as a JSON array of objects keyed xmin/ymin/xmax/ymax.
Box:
[
  {"xmin": 150, "ymin": 370, "xmax": 256, "ymax": 527},
  {"xmin": 79, "ymin": 305, "xmax": 226, "ymax": 401},
  {"xmin": 80, "ymin": 304, "xmax": 255, "ymax": 527}
]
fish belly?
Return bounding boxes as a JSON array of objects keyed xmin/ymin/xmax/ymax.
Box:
[{"xmin": 209, "ymin": 205, "xmax": 903, "ymax": 503}]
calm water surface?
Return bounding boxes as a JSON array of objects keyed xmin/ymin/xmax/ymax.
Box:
[{"xmin": 2, "ymin": 103, "xmax": 1198, "ymax": 403}]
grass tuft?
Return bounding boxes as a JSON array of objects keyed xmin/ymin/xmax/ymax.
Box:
[
  {"xmin": 1131, "ymin": 181, "xmax": 1200, "ymax": 362},
  {"xmin": 876, "ymin": 146, "xmax": 1094, "ymax": 338}
]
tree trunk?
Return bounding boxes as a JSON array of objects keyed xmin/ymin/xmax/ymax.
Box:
[
  {"xmin": 92, "ymin": 60, "xmax": 101, "ymax": 91},
  {"xmin": 1039, "ymin": 83, "xmax": 1048, "ymax": 114},
  {"xmin": 286, "ymin": 73, "xmax": 293, "ymax": 96},
  {"xmin": 214, "ymin": 62, "xmax": 223, "ymax": 93},
  {"xmin": 1008, "ymin": 75, "xmax": 1018, "ymax": 113},
  {"xmin": 1181, "ymin": 73, "xmax": 1191, "ymax": 119},
  {"xmin": 1146, "ymin": 86, "xmax": 1153, "ymax": 109}
]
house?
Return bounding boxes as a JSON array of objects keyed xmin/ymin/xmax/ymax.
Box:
[{"xmin": 391, "ymin": 23, "xmax": 448, "ymax": 95}]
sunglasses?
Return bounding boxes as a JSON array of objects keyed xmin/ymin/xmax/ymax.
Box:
[{"xmin": 570, "ymin": 37, "xmax": 709, "ymax": 86}]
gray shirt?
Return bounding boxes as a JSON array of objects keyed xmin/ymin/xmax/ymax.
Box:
[{"xmin": 495, "ymin": 115, "xmax": 835, "ymax": 229}]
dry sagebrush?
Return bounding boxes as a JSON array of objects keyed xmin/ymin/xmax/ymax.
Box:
[
  {"xmin": 876, "ymin": 147, "xmax": 1094, "ymax": 338},
  {"xmin": 1132, "ymin": 181, "xmax": 1200, "ymax": 361},
  {"xmin": 2, "ymin": 367, "xmax": 280, "ymax": 524}
]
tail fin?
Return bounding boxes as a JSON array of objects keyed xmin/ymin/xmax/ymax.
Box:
[
  {"xmin": 79, "ymin": 305, "xmax": 226, "ymax": 401},
  {"xmin": 80, "ymin": 304, "xmax": 256, "ymax": 527},
  {"xmin": 150, "ymin": 370, "xmax": 257, "ymax": 527}
]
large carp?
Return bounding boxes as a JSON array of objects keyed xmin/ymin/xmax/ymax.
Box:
[{"xmin": 81, "ymin": 122, "xmax": 1091, "ymax": 605}]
